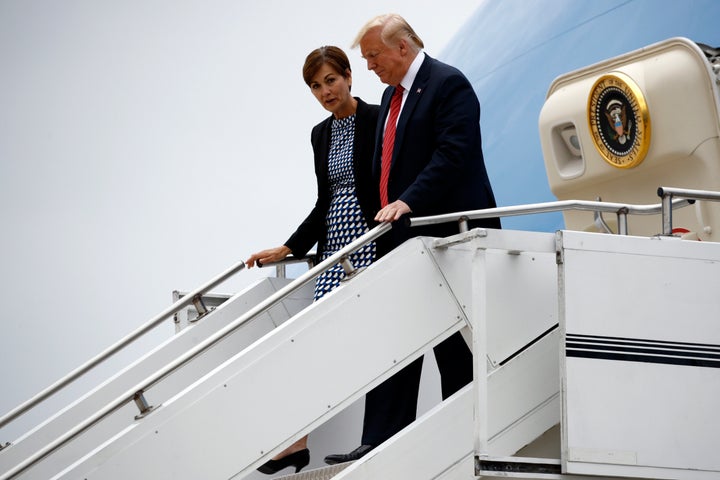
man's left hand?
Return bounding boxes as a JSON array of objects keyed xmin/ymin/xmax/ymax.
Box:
[{"xmin": 375, "ymin": 200, "xmax": 411, "ymax": 223}]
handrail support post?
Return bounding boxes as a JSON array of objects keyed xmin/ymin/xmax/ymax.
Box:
[
  {"xmin": 340, "ymin": 255, "xmax": 356, "ymax": 277},
  {"xmin": 458, "ymin": 216, "xmax": 469, "ymax": 233},
  {"xmin": 661, "ymin": 191, "xmax": 674, "ymax": 235},
  {"xmin": 617, "ymin": 208, "xmax": 629, "ymax": 235},
  {"xmin": 133, "ymin": 390, "xmax": 156, "ymax": 420},
  {"xmin": 191, "ymin": 294, "xmax": 209, "ymax": 320}
]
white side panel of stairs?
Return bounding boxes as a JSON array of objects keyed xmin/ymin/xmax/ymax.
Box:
[
  {"xmin": 559, "ymin": 231, "xmax": 720, "ymax": 480},
  {"xmin": 53, "ymin": 238, "xmax": 469, "ymax": 480},
  {"xmin": 430, "ymin": 229, "xmax": 559, "ymax": 365},
  {"xmin": 8, "ymin": 229, "xmax": 568, "ymax": 480},
  {"xmin": 386, "ymin": 229, "xmax": 561, "ymax": 480},
  {"xmin": 333, "ymin": 326, "xmax": 560, "ymax": 480},
  {"xmin": 476, "ymin": 231, "xmax": 720, "ymax": 480},
  {"xmin": 333, "ymin": 384, "xmax": 475, "ymax": 480},
  {"xmin": 1, "ymin": 277, "xmax": 312, "ymax": 480},
  {"xmin": 469, "ymin": 230, "xmax": 560, "ymax": 458},
  {"xmin": 280, "ymin": 229, "xmax": 562, "ymax": 480}
]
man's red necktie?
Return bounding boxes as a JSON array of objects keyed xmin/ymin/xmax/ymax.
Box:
[{"xmin": 380, "ymin": 85, "xmax": 404, "ymax": 207}]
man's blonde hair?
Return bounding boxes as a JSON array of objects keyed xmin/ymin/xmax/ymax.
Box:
[{"xmin": 352, "ymin": 13, "xmax": 424, "ymax": 52}]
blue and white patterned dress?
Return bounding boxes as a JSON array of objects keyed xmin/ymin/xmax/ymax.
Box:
[{"xmin": 314, "ymin": 114, "xmax": 376, "ymax": 301}]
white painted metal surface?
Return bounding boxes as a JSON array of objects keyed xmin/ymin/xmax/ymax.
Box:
[
  {"xmin": 273, "ymin": 229, "xmax": 564, "ymax": 480},
  {"xmin": 475, "ymin": 230, "xmax": 720, "ymax": 480},
  {"xmin": 0, "ymin": 277, "xmax": 312, "ymax": 480},
  {"xmin": 52, "ymin": 238, "xmax": 469, "ymax": 479},
  {"xmin": 558, "ymin": 230, "xmax": 720, "ymax": 480},
  {"xmin": 467, "ymin": 229, "xmax": 560, "ymax": 463},
  {"xmin": 5, "ymin": 227, "xmax": 718, "ymax": 480},
  {"xmin": 241, "ymin": 229, "xmax": 567, "ymax": 480},
  {"xmin": 333, "ymin": 384, "xmax": 475, "ymax": 480}
]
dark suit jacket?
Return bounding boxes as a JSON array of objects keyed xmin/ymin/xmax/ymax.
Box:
[
  {"xmin": 285, "ymin": 98, "xmax": 381, "ymax": 261},
  {"xmin": 374, "ymin": 54, "xmax": 500, "ymax": 256}
]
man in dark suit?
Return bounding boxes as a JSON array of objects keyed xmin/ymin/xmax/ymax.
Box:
[{"xmin": 324, "ymin": 14, "xmax": 501, "ymax": 464}]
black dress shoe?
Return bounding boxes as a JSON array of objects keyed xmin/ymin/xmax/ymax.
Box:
[
  {"xmin": 257, "ymin": 448, "xmax": 310, "ymax": 474},
  {"xmin": 324, "ymin": 444, "xmax": 374, "ymax": 465}
]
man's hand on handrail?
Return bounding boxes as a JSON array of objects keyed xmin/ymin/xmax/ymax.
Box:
[{"xmin": 375, "ymin": 199, "xmax": 411, "ymax": 223}]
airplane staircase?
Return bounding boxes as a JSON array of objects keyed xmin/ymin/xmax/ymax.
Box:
[
  {"xmin": 0, "ymin": 266, "xmax": 315, "ymax": 479},
  {"xmin": 0, "ymin": 209, "xmax": 566, "ymax": 480},
  {"xmin": 1, "ymin": 188, "xmax": 716, "ymax": 480}
]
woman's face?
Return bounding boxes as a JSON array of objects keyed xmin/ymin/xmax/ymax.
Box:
[{"xmin": 309, "ymin": 63, "xmax": 354, "ymax": 118}]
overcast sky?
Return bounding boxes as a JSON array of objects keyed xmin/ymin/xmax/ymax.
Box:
[{"xmin": 0, "ymin": 0, "xmax": 482, "ymax": 441}]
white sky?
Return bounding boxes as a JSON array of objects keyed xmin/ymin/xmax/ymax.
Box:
[{"xmin": 0, "ymin": 0, "xmax": 481, "ymax": 441}]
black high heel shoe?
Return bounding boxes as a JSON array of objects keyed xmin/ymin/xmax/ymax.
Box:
[{"xmin": 257, "ymin": 448, "xmax": 310, "ymax": 474}]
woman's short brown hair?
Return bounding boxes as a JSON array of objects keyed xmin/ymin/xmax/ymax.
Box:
[{"xmin": 302, "ymin": 46, "xmax": 351, "ymax": 86}]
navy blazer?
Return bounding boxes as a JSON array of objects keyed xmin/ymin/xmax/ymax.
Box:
[
  {"xmin": 285, "ymin": 98, "xmax": 381, "ymax": 261},
  {"xmin": 373, "ymin": 54, "xmax": 500, "ymax": 254}
]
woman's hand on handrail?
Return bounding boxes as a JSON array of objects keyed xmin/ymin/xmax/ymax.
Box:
[{"xmin": 245, "ymin": 245, "xmax": 292, "ymax": 268}]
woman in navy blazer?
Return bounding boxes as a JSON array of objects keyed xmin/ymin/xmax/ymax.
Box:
[
  {"xmin": 282, "ymin": 96, "xmax": 380, "ymax": 262},
  {"xmin": 246, "ymin": 46, "xmax": 380, "ymax": 475}
]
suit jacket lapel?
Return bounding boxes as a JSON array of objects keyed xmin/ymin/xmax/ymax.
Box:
[{"xmin": 393, "ymin": 55, "xmax": 432, "ymax": 165}]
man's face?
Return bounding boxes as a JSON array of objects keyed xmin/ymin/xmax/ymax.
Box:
[{"xmin": 359, "ymin": 27, "xmax": 406, "ymax": 86}]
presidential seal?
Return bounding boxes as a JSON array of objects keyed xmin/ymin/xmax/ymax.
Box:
[{"xmin": 587, "ymin": 72, "xmax": 650, "ymax": 168}]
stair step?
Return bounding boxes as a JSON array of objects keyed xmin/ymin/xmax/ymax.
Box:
[
  {"xmin": 477, "ymin": 456, "xmax": 562, "ymax": 479},
  {"xmin": 274, "ymin": 462, "xmax": 354, "ymax": 480}
]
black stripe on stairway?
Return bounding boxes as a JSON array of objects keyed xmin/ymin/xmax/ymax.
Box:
[{"xmin": 566, "ymin": 333, "xmax": 720, "ymax": 368}]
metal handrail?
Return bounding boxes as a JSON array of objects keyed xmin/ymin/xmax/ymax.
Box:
[
  {"xmin": 0, "ymin": 260, "xmax": 247, "ymax": 432},
  {"xmin": 0, "ymin": 222, "xmax": 391, "ymax": 480},
  {"xmin": 658, "ymin": 186, "xmax": 720, "ymax": 235},
  {"xmin": 2, "ymin": 193, "xmax": 695, "ymax": 425},
  {"xmin": 410, "ymin": 197, "xmax": 694, "ymax": 235}
]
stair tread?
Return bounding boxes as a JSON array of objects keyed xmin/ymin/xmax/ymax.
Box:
[{"xmin": 274, "ymin": 461, "xmax": 354, "ymax": 480}]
